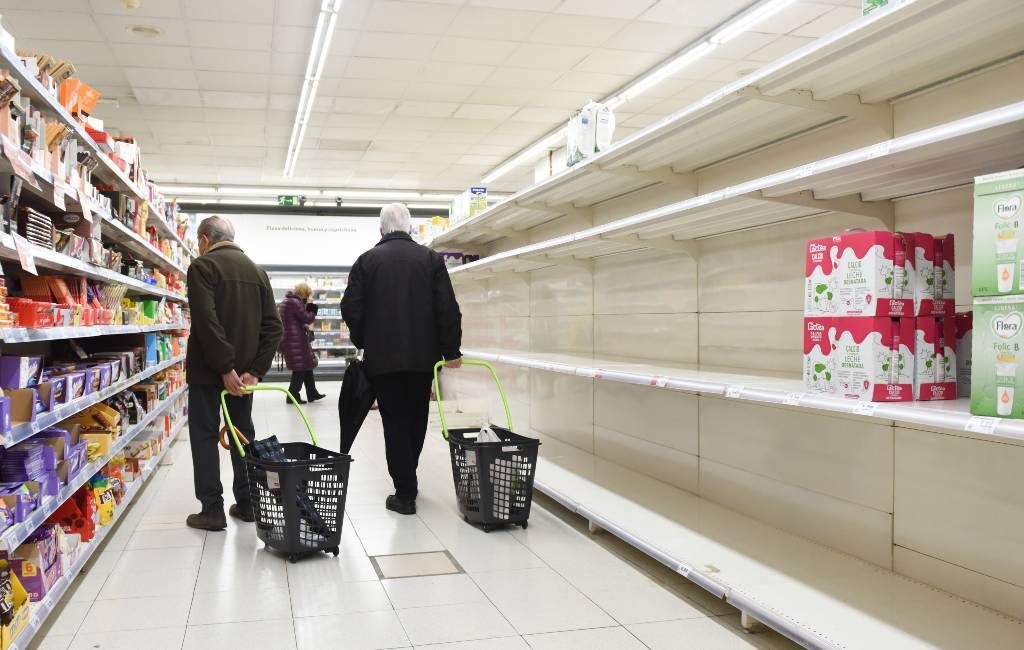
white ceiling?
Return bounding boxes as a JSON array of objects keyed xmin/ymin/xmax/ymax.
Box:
[{"xmin": 3, "ymin": 0, "xmax": 860, "ymax": 193}]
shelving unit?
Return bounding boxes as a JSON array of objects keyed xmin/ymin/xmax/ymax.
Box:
[
  {"xmin": 433, "ymin": 1, "xmax": 1024, "ymax": 647},
  {"xmin": 0, "ymin": 322, "xmax": 186, "ymax": 343}
]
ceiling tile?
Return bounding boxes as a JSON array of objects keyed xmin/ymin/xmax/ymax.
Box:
[
  {"xmin": 485, "ymin": 66, "xmax": 563, "ymax": 89},
  {"xmin": 508, "ymin": 107, "xmax": 569, "ymax": 123},
  {"xmin": 353, "ymin": 32, "xmax": 439, "ymax": 59},
  {"xmin": 419, "ymin": 62, "xmax": 495, "ymax": 86},
  {"xmin": 125, "ymin": 66, "xmax": 198, "ymax": 89},
  {"xmin": 574, "ymin": 49, "xmax": 662, "ymax": 76},
  {"xmin": 323, "ymin": 113, "xmax": 388, "ymax": 128},
  {"xmin": 96, "ymin": 15, "xmax": 190, "ymax": 45},
  {"xmin": 272, "ymin": 24, "xmax": 315, "ymax": 53},
  {"xmin": 2, "ymin": 9, "xmax": 103, "ymax": 40},
  {"xmin": 468, "ymin": 0, "xmax": 560, "ymax": 10},
  {"xmin": 191, "ymin": 47, "xmax": 271, "ymax": 73},
  {"xmin": 92, "ymin": 0, "xmax": 172, "ymax": 15},
  {"xmin": 202, "ymin": 90, "xmax": 267, "ymax": 109},
  {"xmin": 505, "ymin": 43, "xmax": 592, "ymax": 70},
  {"xmin": 204, "ymin": 108, "xmax": 268, "ymax": 124},
  {"xmin": 13, "ymin": 39, "xmax": 115, "ymax": 65},
  {"xmin": 712, "ymin": 32, "xmax": 779, "ymax": 61},
  {"xmin": 272, "ymin": 51, "xmax": 310, "ymax": 75},
  {"xmin": 792, "ymin": 6, "xmax": 861, "ymax": 37},
  {"xmin": 133, "ymin": 88, "xmax": 203, "ymax": 107},
  {"xmin": 196, "ymin": 71, "xmax": 272, "ymax": 93},
  {"xmin": 556, "ymin": 0, "xmax": 653, "ymax": 19},
  {"xmin": 363, "ymin": 1, "xmax": 460, "ymax": 34},
  {"xmin": 110, "ymin": 43, "xmax": 192, "ymax": 69},
  {"xmin": 345, "ymin": 57, "xmax": 421, "ymax": 80},
  {"xmin": 466, "ymin": 86, "xmax": 536, "ymax": 106},
  {"xmin": 527, "ymin": 14, "xmax": 625, "ymax": 47},
  {"xmin": 332, "ymin": 97, "xmax": 398, "ymax": 115},
  {"xmin": 184, "ymin": 0, "xmax": 275, "ymax": 23},
  {"xmin": 395, "ymin": 101, "xmax": 460, "ymax": 117},
  {"xmin": 453, "ymin": 103, "xmax": 518, "ymax": 120},
  {"xmin": 458, "ymin": 153, "xmax": 505, "ymax": 166},
  {"xmin": 372, "ymin": 129, "xmax": 432, "ymax": 143},
  {"xmin": 603, "ymin": 21, "xmax": 703, "ymax": 54},
  {"xmin": 640, "ymin": 0, "xmax": 750, "ymax": 27},
  {"xmin": 269, "ymin": 94, "xmax": 298, "ymax": 111},
  {"xmin": 402, "ymin": 81, "xmax": 476, "ymax": 103},
  {"xmin": 524, "ymin": 89, "xmax": 593, "ymax": 109},
  {"xmin": 553, "ymin": 70, "xmax": 631, "ymax": 94},
  {"xmin": 447, "ymin": 6, "xmax": 546, "ymax": 40},
  {"xmin": 330, "ymin": 78, "xmax": 409, "ymax": 99},
  {"xmin": 747, "ymin": 34, "xmax": 815, "ymax": 62},
  {"xmin": 753, "ymin": 2, "xmax": 835, "ymax": 34},
  {"xmin": 277, "ymin": 0, "xmax": 324, "ymax": 26},
  {"xmin": 72, "ymin": 64, "xmax": 129, "ymax": 86},
  {"xmin": 431, "ymin": 37, "xmax": 517, "ymax": 66},
  {"xmin": 189, "ymin": 21, "xmax": 273, "ymax": 50}
]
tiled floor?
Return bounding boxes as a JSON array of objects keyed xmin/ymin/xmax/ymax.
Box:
[{"xmin": 31, "ymin": 382, "xmax": 799, "ymax": 650}]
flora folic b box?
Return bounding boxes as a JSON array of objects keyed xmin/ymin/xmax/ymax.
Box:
[
  {"xmin": 914, "ymin": 317, "xmax": 957, "ymax": 401},
  {"xmin": 972, "ymin": 169, "xmax": 1024, "ymax": 297},
  {"xmin": 971, "ymin": 296, "xmax": 1024, "ymax": 418},
  {"xmin": 906, "ymin": 232, "xmax": 955, "ymax": 316},
  {"xmin": 805, "ymin": 231, "xmax": 912, "ymax": 317},
  {"xmin": 804, "ymin": 316, "xmax": 914, "ymax": 401}
]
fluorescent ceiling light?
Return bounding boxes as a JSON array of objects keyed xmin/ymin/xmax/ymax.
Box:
[
  {"xmin": 420, "ymin": 193, "xmax": 458, "ymax": 200},
  {"xmin": 337, "ymin": 190, "xmax": 420, "ymax": 199},
  {"xmin": 219, "ymin": 199, "xmax": 280, "ymax": 206},
  {"xmin": 162, "ymin": 185, "xmax": 213, "ymax": 194},
  {"xmin": 620, "ymin": 41, "xmax": 716, "ymax": 101},
  {"xmin": 482, "ymin": 129, "xmax": 565, "ymax": 184},
  {"xmin": 283, "ymin": 0, "xmax": 344, "ymax": 177},
  {"xmin": 218, "ymin": 187, "xmax": 302, "ymax": 195},
  {"xmin": 407, "ymin": 203, "xmax": 450, "ymax": 210},
  {"xmin": 338, "ymin": 202, "xmax": 387, "ymax": 208},
  {"xmin": 711, "ymin": 0, "xmax": 798, "ymax": 44}
]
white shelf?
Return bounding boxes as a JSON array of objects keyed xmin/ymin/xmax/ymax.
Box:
[
  {"xmin": 465, "ymin": 348, "xmax": 1024, "ymax": 447},
  {"xmin": 431, "ymin": 0, "xmax": 1024, "ymax": 248},
  {"xmin": 449, "ymin": 101, "xmax": 1024, "ymax": 279},
  {"xmin": 2, "ymin": 354, "xmax": 186, "ymax": 447},
  {"xmin": 0, "ymin": 385, "xmax": 186, "ymax": 553},
  {"xmin": 0, "ymin": 232, "xmax": 187, "ymax": 303},
  {"xmin": 0, "ymin": 323, "xmax": 188, "ymax": 343},
  {"xmin": 7, "ymin": 424, "xmax": 177, "ymax": 650},
  {"xmin": 521, "ymin": 431, "xmax": 1024, "ymax": 649}
]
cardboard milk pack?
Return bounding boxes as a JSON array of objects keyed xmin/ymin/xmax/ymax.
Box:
[
  {"xmin": 906, "ymin": 232, "xmax": 955, "ymax": 316},
  {"xmin": 972, "ymin": 169, "xmax": 1024, "ymax": 296},
  {"xmin": 805, "ymin": 231, "xmax": 912, "ymax": 317},
  {"xmin": 914, "ymin": 317, "xmax": 957, "ymax": 400},
  {"xmin": 956, "ymin": 311, "xmax": 972, "ymax": 399},
  {"xmin": 971, "ymin": 296, "xmax": 1024, "ymax": 417},
  {"xmin": 804, "ymin": 316, "xmax": 914, "ymax": 401}
]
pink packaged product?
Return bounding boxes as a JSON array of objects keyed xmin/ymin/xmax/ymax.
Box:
[
  {"xmin": 804, "ymin": 231, "xmax": 912, "ymax": 317},
  {"xmin": 914, "ymin": 317, "xmax": 957, "ymax": 401},
  {"xmin": 906, "ymin": 232, "xmax": 955, "ymax": 316},
  {"xmin": 804, "ymin": 316, "xmax": 914, "ymax": 401},
  {"xmin": 956, "ymin": 312, "xmax": 972, "ymax": 399}
]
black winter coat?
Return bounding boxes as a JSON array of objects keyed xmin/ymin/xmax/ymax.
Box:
[
  {"xmin": 341, "ymin": 232, "xmax": 462, "ymax": 377},
  {"xmin": 186, "ymin": 243, "xmax": 283, "ymax": 385}
]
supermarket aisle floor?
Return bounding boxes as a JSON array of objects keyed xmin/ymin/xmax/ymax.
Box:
[{"xmin": 33, "ymin": 383, "xmax": 798, "ymax": 650}]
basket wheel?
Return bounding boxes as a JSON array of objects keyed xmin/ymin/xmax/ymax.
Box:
[
  {"xmin": 521, "ymin": 521, "xmax": 528, "ymax": 530},
  {"xmin": 483, "ymin": 525, "xmax": 494, "ymax": 533},
  {"xmin": 330, "ymin": 547, "xmax": 340, "ymax": 557},
  {"xmin": 288, "ymin": 554, "xmax": 299, "ymax": 564}
]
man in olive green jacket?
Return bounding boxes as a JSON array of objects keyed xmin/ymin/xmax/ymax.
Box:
[{"xmin": 185, "ymin": 215, "xmax": 283, "ymax": 530}]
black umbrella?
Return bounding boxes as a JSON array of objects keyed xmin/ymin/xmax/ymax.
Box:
[{"xmin": 338, "ymin": 357, "xmax": 374, "ymax": 454}]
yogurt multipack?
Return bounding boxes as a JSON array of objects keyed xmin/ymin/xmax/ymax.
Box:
[
  {"xmin": 914, "ymin": 316, "xmax": 957, "ymax": 401},
  {"xmin": 956, "ymin": 311, "xmax": 972, "ymax": 399},
  {"xmin": 804, "ymin": 231, "xmax": 912, "ymax": 317},
  {"xmin": 804, "ymin": 316, "xmax": 914, "ymax": 401},
  {"xmin": 906, "ymin": 232, "xmax": 955, "ymax": 316},
  {"xmin": 972, "ymin": 169, "xmax": 1024, "ymax": 296},
  {"xmin": 971, "ymin": 296, "xmax": 1024, "ymax": 417}
]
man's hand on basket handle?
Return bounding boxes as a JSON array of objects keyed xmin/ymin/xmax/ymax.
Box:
[
  {"xmin": 222, "ymin": 370, "xmax": 246, "ymax": 396},
  {"xmin": 240, "ymin": 372, "xmax": 259, "ymax": 387},
  {"xmin": 445, "ymin": 357, "xmax": 463, "ymax": 369}
]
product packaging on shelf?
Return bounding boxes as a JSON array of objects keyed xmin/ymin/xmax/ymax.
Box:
[
  {"xmin": 804, "ymin": 316, "xmax": 914, "ymax": 401},
  {"xmin": 906, "ymin": 232, "xmax": 955, "ymax": 316},
  {"xmin": 970, "ymin": 296, "xmax": 1024, "ymax": 417},
  {"xmin": 972, "ymin": 169, "xmax": 1024, "ymax": 297},
  {"xmin": 914, "ymin": 317, "xmax": 957, "ymax": 400},
  {"xmin": 956, "ymin": 311, "xmax": 973, "ymax": 399},
  {"xmin": 804, "ymin": 231, "xmax": 912, "ymax": 317}
]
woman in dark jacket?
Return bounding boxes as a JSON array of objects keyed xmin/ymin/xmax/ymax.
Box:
[{"xmin": 279, "ymin": 282, "xmax": 326, "ymax": 404}]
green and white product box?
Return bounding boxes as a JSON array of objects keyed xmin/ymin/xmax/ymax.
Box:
[
  {"xmin": 863, "ymin": 0, "xmax": 887, "ymax": 15},
  {"xmin": 971, "ymin": 296, "xmax": 1024, "ymax": 417},
  {"xmin": 972, "ymin": 169, "xmax": 1024, "ymax": 296}
]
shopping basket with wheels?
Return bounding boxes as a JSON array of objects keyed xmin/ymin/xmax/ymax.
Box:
[
  {"xmin": 221, "ymin": 385, "xmax": 352, "ymax": 562},
  {"xmin": 433, "ymin": 360, "xmax": 540, "ymax": 532}
]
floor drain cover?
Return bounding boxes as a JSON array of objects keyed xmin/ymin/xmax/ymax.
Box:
[{"xmin": 370, "ymin": 551, "xmax": 463, "ymax": 579}]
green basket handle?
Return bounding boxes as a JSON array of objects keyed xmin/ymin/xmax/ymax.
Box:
[
  {"xmin": 432, "ymin": 359, "xmax": 513, "ymax": 440},
  {"xmin": 220, "ymin": 385, "xmax": 318, "ymax": 457}
]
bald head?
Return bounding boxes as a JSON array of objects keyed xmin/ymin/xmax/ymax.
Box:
[{"xmin": 197, "ymin": 215, "xmax": 235, "ymax": 254}]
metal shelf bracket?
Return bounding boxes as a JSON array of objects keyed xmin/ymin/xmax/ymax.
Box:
[
  {"xmin": 599, "ymin": 165, "xmax": 699, "ymax": 193},
  {"xmin": 600, "ymin": 233, "xmax": 700, "ymax": 258},
  {"xmin": 758, "ymin": 189, "xmax": 895, "ymax": 229},
  {"xmin": 740, "ymin": 88, "xmax": 893, "ymax": 137}
]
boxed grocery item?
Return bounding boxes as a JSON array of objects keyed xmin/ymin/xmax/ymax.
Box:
[
  {"xmin": 956, "ymin": 311, "xmax": 973, "ymax": 399},
  {"xmin": 804, "ymin": 316, "xmax": 914, "ymax": 401},
  {"xmin": 914, "ymin": 317, "xmax": 957, "ymax": 400},
  {"xmin": 906, "ymin": 233, "xmax": 955, "ymax": 316},
  {"xmin": 0, "ymin": 357, "xmax": 43, "ymax": 390},
  {"xmin": 970, "ymin": 296, "xmax": 1024, "ymax": 417},
  {"xmin": 804, "ymin": 231, "xmax": 912, "ymax": 317},
  {"xmin": 972, "ymin": 169, "xmax": 1024, "ymax": 296},
  {"xmin": 0, "ymin": 562, "xmax": 31, "ymax": 650},
  {"xmin": 863, "ymin": 0, "xmax": 887, "ymax": 15}
]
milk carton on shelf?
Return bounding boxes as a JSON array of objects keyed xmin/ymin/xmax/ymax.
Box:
[
  {"xmin": 804, "ymin": 231, "xmax": 912, "ymax": 317},
  {"xmin": 972, "ymin": 169, "xmax": 1024, "ymax": 296},
  {"xmin": 914, "ymin": 316, "xmax": 957, "ymax": 400},
  {"xmin": 956, "ymin": 311, "xmax": 973, "ymax": 399},
  {"xmin": 804, "ymin": 316, "xmax": 914, "ymax": 401},
  {"xmin": 971, "ymin": 296, "xmax": 1024, "ymax": 417},
  {"xmin": 906, "ymin": 232, "xmax": 955, "ymax": 316}
]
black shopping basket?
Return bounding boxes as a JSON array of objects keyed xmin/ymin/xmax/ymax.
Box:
[
  {"xmin": 433, "ymin": 360, "xmax": 540, "ymax": 532},
  {"xmin": 221, "ymin": 385, "xmax": 352, "ymax": 562}
]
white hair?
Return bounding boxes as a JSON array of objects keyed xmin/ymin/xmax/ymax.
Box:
[{"xmin": 380, "ymin": 203, "xmax": 412, "ymax": 235}]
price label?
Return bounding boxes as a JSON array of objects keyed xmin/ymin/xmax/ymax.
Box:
[
  {"xmin": 796, "ymin": 163, "xmax": 815, "ymax": 178},
  {"xmin": 649, "ymin": 376, "xmax": 669, "ymax": 388},
  {"xmin": 782, "ymin": 392, "xmax": 805, "ymax": 406},
  {"xmin": 725, "ymin": 385, "xmax": 743, "ymax": 399},
  {"xmin": 868, "ymin": 141, "xmax": 892, "ymax": 159},
  {"xmin": 79, "ymin": 196, "xmax": 93, "ymax": 223},
  {"xmin": 1, "ymin": 135, "xmax": 41, "ymax": 189},
  {"xmin": 965, "ymin": 416, "xmax": 999, "ymax": 435},
  {"xmin": 12, "ymin": 233, "xmax": 37, "ymax": 275},
  {"xmin": 593, "ymin": 370, "xmax": 604, "ymax": 380},
  {"xmin": 53, "ymin": 178, "xmax": 67, "ymax": 210},
  {"xmin": 678, "ymin": 563, "xmax": 691, "ymax": 577},
  {"xmin": 853, "ymin": 402, "xmax": 878, "ymax": 417}
]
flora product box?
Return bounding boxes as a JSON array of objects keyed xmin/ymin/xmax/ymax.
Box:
[
  {"xmin": 972, "ymin": 169, "xmax": 1024, "ymax": 296},
  {"xmin": 906, "ymin": 232, "xmax": 955, "ymax": 316},
  {"xmin": 804, "ymin": 316, "xmax": 914, "ymax": 401},
  {"xmin": 956, "ymin": 311, "xmax": 972, "ymax": 399},
  {"xmin": 805, "ymin": 231, "xmax": 912, "ymax": 317},
  {"xmin": 971, "ymin": 296, "xmax": 1024, "ymax": 417},
  {"xmin": 914, "ymin": 317, "xmax": 957, "ymax": 401}
]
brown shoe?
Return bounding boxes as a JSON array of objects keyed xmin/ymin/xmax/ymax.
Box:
[
  {"xmin": 229, "ymin": 504, "xmax": 255, "ymax": 523},
  {"xmin": 186, "ymin": 508, "xmax": 227, "ymax": 531}
]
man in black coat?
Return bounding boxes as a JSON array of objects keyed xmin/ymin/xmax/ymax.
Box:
[
  {"xmin": 342, "ymin": 203, "xmax": 463, "ymax": 514},
  {"xmin": 185, "ymin": 215, "xmax": 283, "ymax": 530}
]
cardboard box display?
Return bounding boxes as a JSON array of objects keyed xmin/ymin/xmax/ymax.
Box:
[
  {"xmin": 972, "ymin": 169, "xmax": 1024, "ymax": 296},
  {"xmin": 0, "ymin": 562, "xmax": 31, "ymax": 650},
  {"xmin": 956, "ymin": 311, "xmax": 973, "ymax": 399},
  {"xmin": 804, "ymin": 316, "xmax": 914, "ymax": 401},
  {"xmin": 914, "ymin": 317, "xmax": 957, "ymax": 401},
  {"xmin": 906, "ymin": 232, "xmax": 955, "ymax": 316},
  {"xmin": 804, "ymin": 231, "xmax": 913, "ymax": 317},
  {"xmin": 0, "ymin": 357, "xmax": 43, "ymax": 390},
  {"xmin": 971, "ymin": 296, "xmax": 1024, "ymax": 417},
  {"xmin": 5, "ymin": 382, "xmax": 55, "ymax": 423}
]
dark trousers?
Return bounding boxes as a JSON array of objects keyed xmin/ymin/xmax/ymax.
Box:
[
  {"xmin": 288, "ymin": 370, "xmax": 319, "ymax": 399},
  {"xmin": 188, "ymin": 384, "xmax": 254, "ymax": 512},
  {"xmin": 371, "ymin": 372, "xmax": 433, "ymax": 499}
]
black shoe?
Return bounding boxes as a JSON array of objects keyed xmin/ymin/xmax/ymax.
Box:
[
  {"xmin": 229, "ymin": 504, "xmax": 255, "ymax": 523},
  {"xmin": 386, "ymin": 495, "xmax": 416, "ymax": 515},
  {"xmin": 308, "ymin": 392, "xmax": 327, "ymax": 402},
  {"xmin": 286, "ymin": 395, "xmax": 307, "ymax": 404},
  {"xmin": 186, "ymin": 508, "xmax": 226, "ymax": 531}
]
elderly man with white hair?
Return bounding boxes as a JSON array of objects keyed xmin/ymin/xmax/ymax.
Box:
[{"xmin": 341, "ymin": 203, "xmax": 463, "ymax": 514}]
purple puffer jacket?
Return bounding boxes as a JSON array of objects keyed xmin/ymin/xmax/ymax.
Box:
[{"xmin": 278, "ymin": 292, "xmax": 317, "ymax": 371}]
